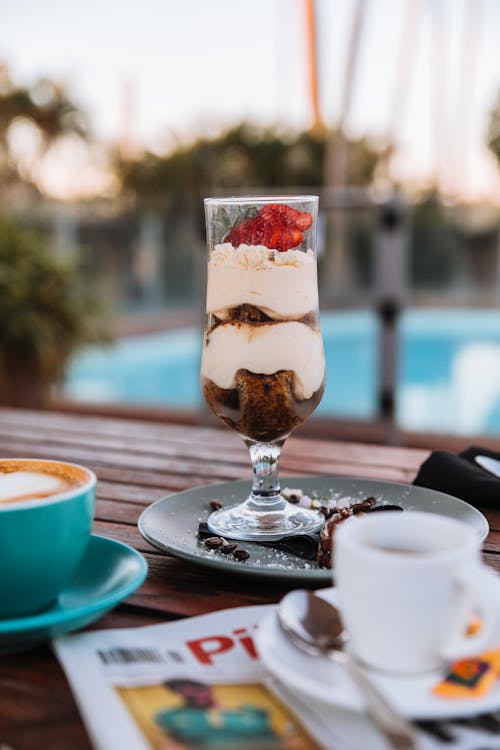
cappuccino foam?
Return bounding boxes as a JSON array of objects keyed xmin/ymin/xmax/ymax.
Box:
[{"xmin": 0, "ymin": 461, "xmax": 88, "ymax": 505}]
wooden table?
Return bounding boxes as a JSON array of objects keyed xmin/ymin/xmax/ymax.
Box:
[{"xmin": 0, "ymin": 408, "xmax": 498, "ymax": 750}]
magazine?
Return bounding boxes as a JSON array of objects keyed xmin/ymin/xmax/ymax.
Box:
[
  {"xmin": 54, "ymin": 605, "xmax": 500, "ymax": 750},
  {"xmin": 54, "ymin": 605, "xmax": 334, "ymax": 750}
]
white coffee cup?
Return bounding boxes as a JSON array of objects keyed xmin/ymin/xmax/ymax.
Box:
[{"xmin": 334, "ymin": 511, "xmax": 500, "ymax": 674}]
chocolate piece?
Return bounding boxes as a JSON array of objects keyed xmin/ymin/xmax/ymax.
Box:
[
  {"xmin": 317, "ymin": 497, "xmax": 402, "ymax": 568},
  {"xmin": 339, "ymin": 506, "xmax": 353, "ymax": 519},
  {"xmin": 355, "ymin": 496, "xmax": 377, "ymax": 512},
  {"xmin": 369, "ymin": 504, "xmax": 403, "ymax": 512},
  {"xmin": 317, "ymin": 512, "xmax": 344, "ymax": 568}
]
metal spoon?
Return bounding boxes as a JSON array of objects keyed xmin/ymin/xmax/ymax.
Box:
[{"xmin": 278, "ymin": 589, "xmax": 417, "ymax": 750}]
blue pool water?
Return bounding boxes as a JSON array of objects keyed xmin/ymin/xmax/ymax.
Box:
[{"xmin": 65, "ymin": 309, "xmax": 500, "ymax": 437}]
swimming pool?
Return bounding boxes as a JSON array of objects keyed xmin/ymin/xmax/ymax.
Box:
[{"xmin": 65, "ymin": 309, "xmax": 500, "ymax": 437}]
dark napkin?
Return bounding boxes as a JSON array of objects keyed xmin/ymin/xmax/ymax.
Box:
[
  {"xmin": 413, "ymin": 445, "xmax": 500, "ymax": 508},
  {"xmin": 197, "ymin": 522, "xmax": 320, "ymax": 560}
]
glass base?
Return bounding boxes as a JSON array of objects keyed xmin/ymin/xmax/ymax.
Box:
[{"xmin": 206, "ymin": 495, "xmax": 324, "ymax": 542}]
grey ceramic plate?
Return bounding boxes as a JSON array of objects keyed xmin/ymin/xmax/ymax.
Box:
[{"xmin": 138, "ymin": 477, "xmax": 489, "ymax": 583}]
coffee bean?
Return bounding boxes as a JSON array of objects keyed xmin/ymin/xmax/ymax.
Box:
[
  {"xmin": 209, "ymin": 499, "xmax": 223, "ymax": 511},
  {"xmin": 220, "ymin": 542, "xmax": 238, "ymax": 554},
  {"xmin": 233, "ymin": 549, "xmax": 249, "ymax": 561},
  {"xmin": 204, "ymin": 536, "xmax": 224, "ymax": 549}
]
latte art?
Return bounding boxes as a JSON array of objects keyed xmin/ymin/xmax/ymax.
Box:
[
  {"xmin": 0, "ymin": 461, "xmax": 88, "ymax": 505},
  {"xmin": 0, "ymin": 458, "xmax": 95, "ymax": 618}
]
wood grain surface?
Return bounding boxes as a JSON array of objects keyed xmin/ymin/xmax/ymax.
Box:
[{"xmin": 0, "ymin": 408, "xmax": 497, "ymax": 750}]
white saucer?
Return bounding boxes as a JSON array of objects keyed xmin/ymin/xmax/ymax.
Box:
[{"xmin": 255, "ymin": 588, "xmax": 500, "ymax": 720}]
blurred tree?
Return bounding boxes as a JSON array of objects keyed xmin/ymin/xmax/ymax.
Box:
[
  {"xmin": 487, "ymin": 90, "xmax": 500, "ymax": 167},
  {"xmin": 410, "ymin": 195, "xmax": 463, "ymax": 288},
  {"xmin": 114, "ymin": 124, "xmax": 382, "ymax": 211},
  {"xmin": 0, "ymin": 63, "xmax": 87, "ymax": 197},
  {"xmin": 0, "ymin": 217, "xmax": 110, "ymax": 407}
]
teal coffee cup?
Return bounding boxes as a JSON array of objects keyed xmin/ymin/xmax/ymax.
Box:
[{"xmin": 0, "ymin": 458, "xmax": 96, "ymax": 618}]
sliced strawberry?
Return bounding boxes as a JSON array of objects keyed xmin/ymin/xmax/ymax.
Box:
[
  {"xmin": 260, "ymin": 203, "xmax": 313, "ymax": 231},
  {"xmin": 294, "ymin": 212, "xmax": 313, "ymax": 231},
  {"xmin": 225, "ymin": 217, "xmax": 264, "ymax": 248},
  {"xmin": 225, "ymin": 203, "xmax": 313, "ymax": 252}
]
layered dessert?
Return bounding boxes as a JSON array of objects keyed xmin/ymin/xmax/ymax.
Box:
[{"xmin": 201, "ymin": 203, "xmax": 325, "ymax": 443}]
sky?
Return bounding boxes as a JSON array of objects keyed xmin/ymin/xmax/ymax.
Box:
[{"xmin": 1, "ymin": 0, "xmax": 500, "ymax": 202}]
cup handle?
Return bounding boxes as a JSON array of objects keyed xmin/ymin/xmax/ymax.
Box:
[{"xmin": 440, "ymin": 565, "xmax": 500, "ymax": 661}]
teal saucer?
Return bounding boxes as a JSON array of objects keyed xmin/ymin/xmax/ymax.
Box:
[{"xmin": 0, "ymin": 535, "xmax": 147, "ymax": 654}]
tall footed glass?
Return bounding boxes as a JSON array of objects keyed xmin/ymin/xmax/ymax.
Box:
[{"xmin": 201, "ymin": 196, "xmax": 325, "ymax": 541}]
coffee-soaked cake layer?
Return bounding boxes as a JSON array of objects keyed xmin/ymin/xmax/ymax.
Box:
[
  {"xmin": 229, "ymin": 304, "xmax": 273, "ymax": 324},
  {"xmin": 201, "ymin": 321, "xmax": 324, "ymax": 402},
  {"xmin": 206, "ymin": 304, "xmax": 319, "ymax": 334},
  {"xmin": 202, "ymin": 369, "xmax": 325, "ymax": 443}
]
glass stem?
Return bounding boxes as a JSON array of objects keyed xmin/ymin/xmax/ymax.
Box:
[{"xmin": 246, "ymin": 441, "xmax": 286, "ymax": 512}]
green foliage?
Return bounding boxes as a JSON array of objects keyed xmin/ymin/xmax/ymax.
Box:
[
  {"xmin": 0, "ymin": 65, "xmax": 87, "ymax": 199},
  {"xmin": 488, "ymin": 90, "xmax": 500, "ymax": 168},
  {"xmin": 410, "ymin": 198, "xmax": 462, "ymax": 287},
  {"xmin": 0, "ymin": 217, "xmax": 110, "ymax": 398},
  {"xmin": 115, "ymin": 124, "xmax": 382, "ymax": 210},
  {"xmin": 0, "ymin": 67, "xmax": 87, "ymax": 147}
]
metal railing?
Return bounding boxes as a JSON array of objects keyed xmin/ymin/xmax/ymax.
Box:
[{"xmin": 26, "ymin": 192, "xmax": 500, "ymax": 442}]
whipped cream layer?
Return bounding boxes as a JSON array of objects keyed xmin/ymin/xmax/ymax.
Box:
[
  {"xmin": 201, "ymin": 322, "xmax": 325, "ymax": 400},
  {"xmin": 206, "ymin": 244, "xmax": 318, "ymax": 320},
  {"xmin": 0, "ymin": 471, "xmax": 74, "ymax": 505}
]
